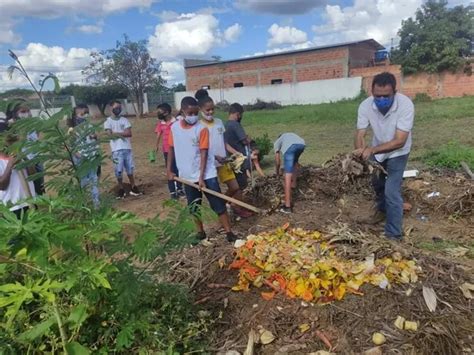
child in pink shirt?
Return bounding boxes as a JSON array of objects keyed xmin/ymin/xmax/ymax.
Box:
[{"xmin": 155, "ymin": 103, "xmax": 184, "ymax": 199}]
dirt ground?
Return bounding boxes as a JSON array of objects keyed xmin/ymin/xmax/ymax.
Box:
[{"xmin": 100, "ymin": 117, "xmax": 473, "ymax": 355}]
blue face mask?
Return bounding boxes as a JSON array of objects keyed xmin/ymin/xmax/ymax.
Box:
[{"xmin": 374, "ymin": 96, "xmax": 394, "ymax": 114}]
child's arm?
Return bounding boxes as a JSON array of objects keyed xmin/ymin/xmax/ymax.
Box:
[
  {"xmin": 275, "ymin": 152, "xmax": 281, "ymax": 175},
  {"xmin": 225, "ymin": 143, "xmax": 240, "ymax": 155},
  {"xmin": 156, "ymin": 132, "xmax": 162, "ymax": 151},
  {"xmin": 119, "ymin": 127, "xmax": 132, "ymax": 138},
  {"xmin": 199, "ymin": 149, "xmax": 208, "ymax": 188},
  {"xmin": 167, "ymin": 131, "xmax": 176, "ymax": 180},
  {"xmin": 199, "ymin": 128, "xmax": 210, "ymax": 189},
  {"xmin": 0, "ymin": 158, "xmax": 15, "ymax": 190},
  {"xmin": 167, "ymin": 147, "xmax": 176, "ymax": 180}
]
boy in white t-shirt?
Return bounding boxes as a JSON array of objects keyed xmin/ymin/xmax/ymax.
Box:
[
  {"xmin": 0, "ymin": 135, "xmax": 36, "ymax": 219},
  {"xmin": 167, "ymin": 96, "xmax": 236, "ymax": 242},
  {"xmin": 197, "ymin": 95, "xmax": 252, "ymax": 219},
  {"xmin": 104, "ymin": 100, "xmax": 140, "ymax": 199}
]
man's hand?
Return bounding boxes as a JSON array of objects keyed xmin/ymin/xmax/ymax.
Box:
[
  {"xmin": 215, "ymin": 156, "xmax": 226, "ymax": 164},
  {"xmin": 352, "ymin": 148, "xmax": 365, "ymax": 157},
  {"xmin": 167, "ymin": 171, "xmax": 176, "ymax": 181},
  {"xmin": 361, "ymin": 147, "xmax": 375, "ymax": 160},
  {"xmin": 198, "ymin": 177, "xmax": 205, "ymax": 190}
]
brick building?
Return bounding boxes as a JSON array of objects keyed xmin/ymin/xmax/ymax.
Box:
[{"xmin": 184, "ymin": 39, "xmax": 384, "ymax": 91}]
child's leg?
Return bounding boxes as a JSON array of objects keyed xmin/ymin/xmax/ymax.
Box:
[
  {"xmin": 163, "ymin": 152, "xmax": 177, "ymax": 195},
  {"xmin": 112, "ymin": 150, "xmax": 124, "ymax": 189},
  {"xmin": 204, "ymin": 177, "xmax": 232, "ymax": 233},
  {"xmin": 184, "ymin": 184, "xmax": 204, "ymax": 233},
  {"xmin": 225, "ymin": 178, "xmax": 240, "ymax": 197},
  {"xmin": 284, "ymin": 173, "xmax": 293, "ymax": 208},
  {"xmin": 291, "ymin": 163, "xmax": 299, "ymax": 188},
  {"xmin": 123, "ymin": 149, "xmax": 137, "ymax": 188},
  {"xmin": 171, "ymin": 157, "xmax": 183, "ymax": 192}
]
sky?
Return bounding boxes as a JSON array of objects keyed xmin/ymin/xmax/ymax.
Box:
[{"xmin": 0, "ymin": 0, "xmax": 471, "ymax": 92}]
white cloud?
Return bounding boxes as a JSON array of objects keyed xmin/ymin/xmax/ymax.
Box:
[
  {"xmin": 77, "ymin": 21, "xmax": 104, "ymax": 34},
  {"xmin": 0, "ymin": 0, "xmax": 155, "ymax": 44},
  {"xmin": 0, "ymin": 43, "xmax": 93, "ymax": 92},
  {"xmin": 149, "ymin": 13, "xmax": 244, "ymax": 85},
  {"xmin": 313, "ymin": 0, "xmax": 423, "ymax": 47},
  {"xmin": 224, "ymin": 23, "xmax": 243, "ymax": 42},
  {"xmin": 235, "ymin": 0, "xmax": 328, "ymax": 14},
  {"xmin": 148, "ymin": 13, "xmax": 242, "ymax": 60},
  {"xmin": 161, "ymin": 61, "xmax": 185, "ymax": 83},
  {"xmin": 267, "ymin": 24, "xmax": 308, "ymax": 47}
]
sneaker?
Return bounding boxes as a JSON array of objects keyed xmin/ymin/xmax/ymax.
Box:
[
  {"xmin": 177, "ymin": 189, "xmax": 186, "ymax": 198},
  {"xmin": 129, "ymin": 186, "xmax": 141, "ymax": 196},
  {"xmin": 278, "ymin": 206, "xmax": 292, "ymax": 214},
  {"xmin": 362, "ymin": 210, "xmax": 385, "ymax": 225},
  {"xmin": 226, "ymin": 232, "xmax": 238, "ymax": 243},
  {"xmin": 170, "ymin": 192, "xmax": 178, "ymax": 200},
  {"xmin": 116, "ymin": 188, "xmax": 126, "ymax": 199}
]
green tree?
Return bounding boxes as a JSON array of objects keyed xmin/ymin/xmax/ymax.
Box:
[
  {"xmin": 391, "ymin": 0, "xmax": 473, "ymax": 74},
  {"xmin": 83, "ymin": 35, "xmax": 164, "ymax": 117},
  {"xmin": 73, "ymin": 85, "xmax": 128, "ymax": 116},
  {"xmin": 0, "ymin": 88, "xmax": 34, "ymax": 99}
]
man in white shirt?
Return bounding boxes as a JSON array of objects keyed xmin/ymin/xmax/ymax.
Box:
[
  {"xmin": 353, "ymin": 72, "xmax": 414, "ymax": 241},
  {"xmin": 104, "ymin": 100, "xmax": 140, "ymax": 199}
]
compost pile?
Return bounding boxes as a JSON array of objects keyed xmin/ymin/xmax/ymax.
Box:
[
  {"xmin": 230, "ymin": 225, "xmax": 421, "ymax": 303},
  {"xmin": 248, "ymin": 153, "xmax": 384, "ymax": 208}
]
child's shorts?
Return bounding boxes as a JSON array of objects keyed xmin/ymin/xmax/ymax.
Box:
[
  {"xmin": 112, "ymin": 149, "xmax": 135, "ymax": 178},
  {"xmin": 283, "ymin": 144, "xmax": 305, "ymax": 173},
  {"xmin": 184, "ymin": 177, "xmax": 226, "ymax": 216},
  {"xmin": 217, "ymin": 164, "xmax": 236, "ymax": 184}
]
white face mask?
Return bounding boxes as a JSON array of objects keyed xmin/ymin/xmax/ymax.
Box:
[
  {"xmin": 17, "ymin": 112, "xmax": 31, "ymax": 119},
  {"xmin": 184, "ymin": 115, "xmax": 199, "ymax": 125},
  {"xmin": 202, "ymin": 112, "xmax": 213, "ymax": 121}
]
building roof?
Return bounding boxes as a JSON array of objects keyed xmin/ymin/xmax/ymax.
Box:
[{"xmin": 184, "ymin": 39, "xmax": 384, "ymax": 68}]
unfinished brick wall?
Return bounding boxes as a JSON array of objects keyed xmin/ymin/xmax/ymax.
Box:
[
  {"xmin": 350, "ymin": 65, "xmax": 474, "ymax": 98},
  {"xmin": 185, "ymin": 46, "xmax": 358, "ymax": 91}
]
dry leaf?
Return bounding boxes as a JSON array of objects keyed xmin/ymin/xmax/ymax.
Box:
[
  {"xmin": 259, "ymin": 330, "xmax": 276, "ymax": 345},
  {"xmin": 394, "ymin": 315, "xmax": 405, "ymax": 330},
  {"xmin": 278, "ymin": 344, "xmax": 307, "ymax": 352},
  {"xmin": 234, "ymin": 239, "xmax": 246, "ymax": 248},
  {"xmin": 459, "ymin": 282, "xmax": 474, "ymax": 299},
  {"xmin": 372, "ymin": 332, "xmax": 386, "ymax": 345},
  {"xmin": 363, "ymin": 347, "xmax": 383, "ymax": 355},
  {"xmin": 218, "ymin": 256, "xmax": 226, "ymax": 269},
  {"xmin": 299, "ymin": 323, "xmax": 311, "ymax": 333},
  {"xmin": 307, "ymin": 351, "xmax": 335, "ymax": 355},
  {"xmin": 422, "ymin": 285, "xmax": 437, "ymax": 312},
  {"xmin": 244, "ymin": 329, "xmax": 257, "ymax": 355},
  {"xmin": 445, "ymin": 247, "xmax": 469, "ymax": 258}
]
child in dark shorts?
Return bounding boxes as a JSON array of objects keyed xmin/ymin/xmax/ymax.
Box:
[{"xmin": 167, "ymin": 96, "xmax": 237, "ymax": 242}]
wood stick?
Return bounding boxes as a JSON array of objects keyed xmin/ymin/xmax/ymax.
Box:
[
  {"xmin": 460, "ymin": 161, "xmax": 474, "ymax": 180},
  {"xmin": 174, "ymin": 176, "xmax": 261, "ymax": 213}
]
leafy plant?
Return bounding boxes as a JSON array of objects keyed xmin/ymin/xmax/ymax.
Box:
[
  {"xmin": 422, "ymin": 141, "xmax": 474, "ymax": 169},
  {"xmin": 244, "ymin": 99, "xmax": 282, "ymax": 111},
  {"xmin": 253, "ymin": 133, "xmax": 272, "ymax": 161},
  {"xmin": 414, "ymin": 93, "xmax": 432, "ymax": 103},
  {"xmin": 0, "ymin": 51, "xmax": 209, "ymax": 354}
]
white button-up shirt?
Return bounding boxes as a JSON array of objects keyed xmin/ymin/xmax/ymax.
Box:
[{"xmin": 357, "ymin": 93, "xmax": 414, "ymax": 162}]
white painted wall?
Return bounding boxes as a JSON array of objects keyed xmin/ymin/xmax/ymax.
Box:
[{"xmin": 174, "ymin": 77, "xmax": 362, "ymax": 107}]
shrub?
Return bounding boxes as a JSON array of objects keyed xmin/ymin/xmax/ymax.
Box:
[
  {"xmin": 215, "ymin": 100, "xmax": 230, "ymax": 112},
  {"xmin": 423, "ymin": 141, "xmax": 474, "ymax": 169},
  {"xmin": 414, "ymin": 93, "xmax": 432, "ymax": 102},
  {"xmin": 253, "ymin": 133, "xmax": 273, "ymax": 161},
  {"xmin": 244, "ymin": 99, "xmax": 282, "ymax": 111}
]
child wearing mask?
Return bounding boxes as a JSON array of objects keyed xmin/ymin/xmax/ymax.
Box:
[
  {"xmin": 0, "ymin": 134, "xmax": 36, "ymax": 219},
  {"xmin": 197, "ymin": 94, "xmax": 252, "ymax": 218},
  {"xmin": 104, "ymin": 100, "xmax": 140, "ymax": 199},
  {"xmin": 6, "ymin": 101, "xmax": 45, "ymax": 195},
  {"xmin": 155, "ymin": 103, "xmax": 184, "ymax": 199},
  {"xmin": 68, "ymin": 104, "xmax": 100, "ymax": 207},
  {"xmin": 167, "ymin": 96, "xmax": 237, "ymax": 242}
]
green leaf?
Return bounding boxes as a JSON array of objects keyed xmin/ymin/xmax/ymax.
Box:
[
  {"xmin": 94, "ymin": 273, "xmax": 112, "ymax": 289},
  {"xmin": 116, "ymin": 324, "xmax": 135, "ymax": 350},
  {"xmin": 65, "ymin": 342, "xmax": 91, "ymax": 355},
  {"xmin": 67, "ymin": 304, "xmax": 89, "ymax": 327},
  {"xmin": 18, "ymin": 316, "xmax": 56, "ymax": 342}
]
